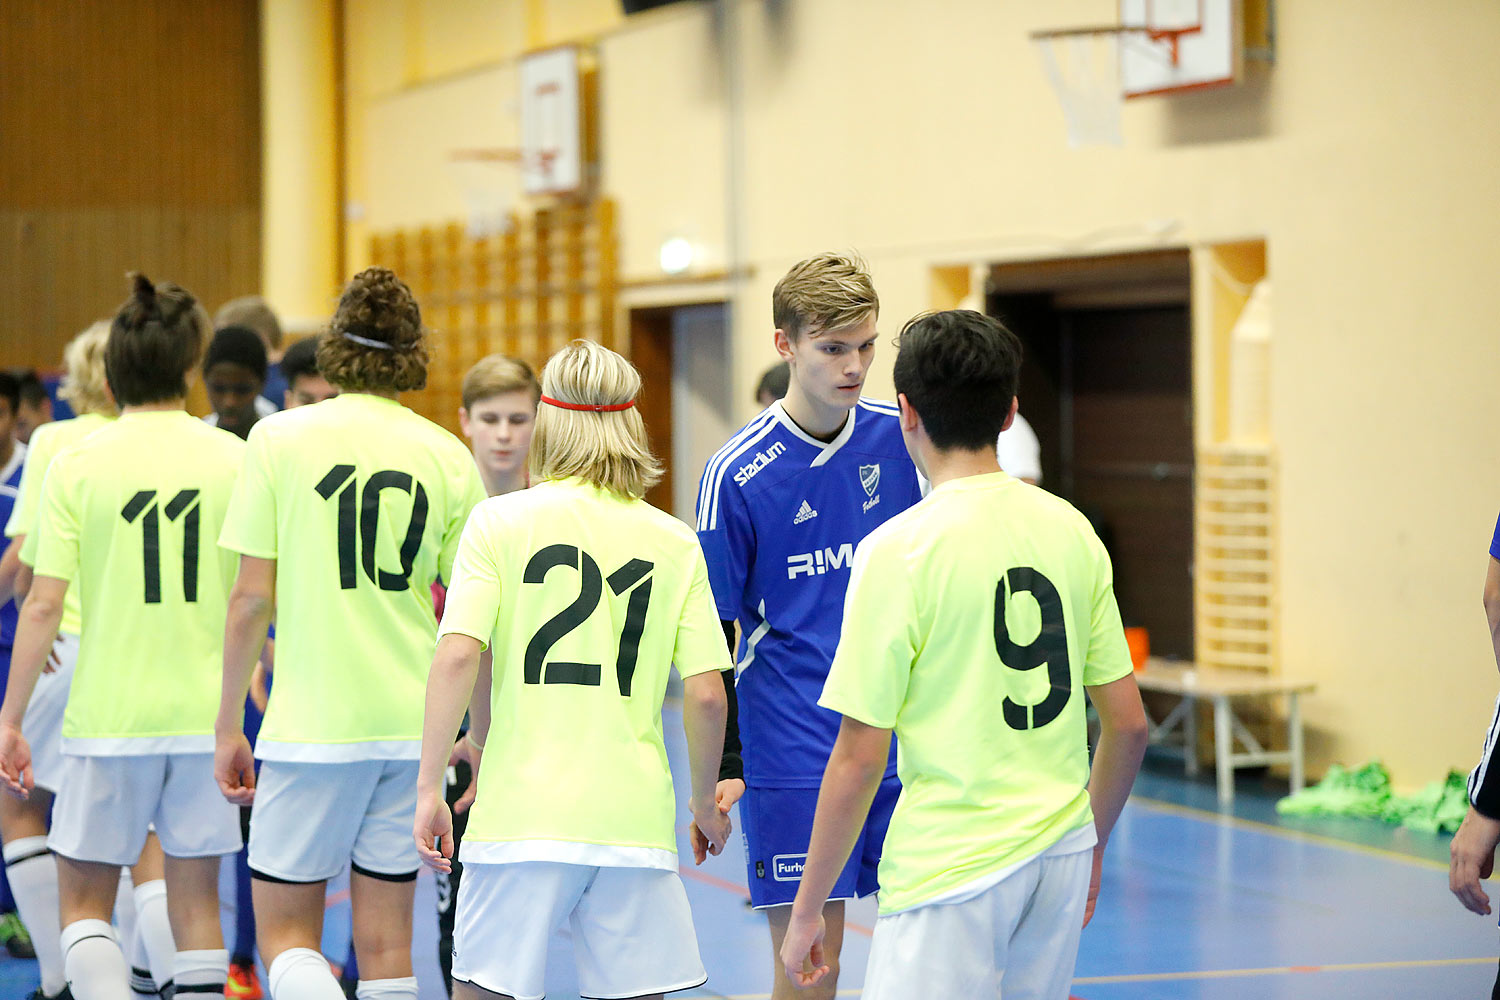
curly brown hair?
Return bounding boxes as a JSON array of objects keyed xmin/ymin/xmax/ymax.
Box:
[{"xmin": 315, "ymin": 268, "xmax": 429, "ymax": 393}]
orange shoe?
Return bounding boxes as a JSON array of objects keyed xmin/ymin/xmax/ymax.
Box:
[{"xmin": 225, "ymin": 960, "xmax": 262, "ymax": 1000}]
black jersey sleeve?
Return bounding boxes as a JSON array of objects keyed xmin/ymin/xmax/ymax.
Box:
[{"xmin": 718, "ymin": 619, "xmax": 743, "ymax": 782}]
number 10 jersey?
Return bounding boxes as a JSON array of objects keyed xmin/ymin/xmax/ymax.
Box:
[
  {"xmin": 438, "ymin": 477, "xmax": 731, "ymax": 869},
  {"xmin": 219, "ymin": 393, "xmax": 486, "ymax": 762}
]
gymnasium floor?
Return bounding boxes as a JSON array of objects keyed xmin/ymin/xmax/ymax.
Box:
[{"xmin": 0, "ymin": 704, "xmax": 1493, "ymax": 1000}]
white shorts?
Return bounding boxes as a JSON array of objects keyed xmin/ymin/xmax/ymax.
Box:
[
  {"xmin": 862, "ymin": 847, "xmax": 1092, "ymax": 1000},
  {"xmin": 248, "ymin": 759, "xmax": 419, "ymax": 883},
  {"xmin": 48, "ymin": 753, "xmax": 241, "ymax": 866},
  {"xmin": 23, "ymin": 632, "xmax": 77, "ymax": 793},
  {"xmin": 452, "ymin": 862, "xmax": 706, "ymax": 1000}
]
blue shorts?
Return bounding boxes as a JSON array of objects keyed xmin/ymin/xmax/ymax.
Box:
[{"xmin": 740, "ymin": 776, "xmax": 901, "ymax": 908}]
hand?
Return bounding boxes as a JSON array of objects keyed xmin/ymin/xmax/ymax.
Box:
[
  {"xmin": 214, "ymin": 731, "xmax": 257, "ymax": 806},
  {"xmin": 689, "ymin": 795, "xmax": 732, "ymax": 865},
  {"xmin": 716, "ymin": 777, "xmax": 746, "ymax": 812},
  {"xmin": 42, "ymin": 640, "xmax": 62, "ymax": 675},
  {"xmin": 447, "ymin": 733, "xmax": 484, "ymax": 814},
  {"xmin": 1450, "ymin": 806, "xmax": 1500, "ymax": 915},
  {"xmin": 778, "ymin": 907, "xmax": 829, "ymax": 988},
  {"xmin": 1083, "ymin": 843, "xmax": 1105, "ymax": 927},
  {"xmin": 0, "ymin": 724, "xmax": 33, "ymax": 800},
  {"xmin": 414, "ymin": 792, "xmax": 455, "ymax": 874}
]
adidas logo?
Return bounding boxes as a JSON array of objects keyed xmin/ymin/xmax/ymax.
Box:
[{"xmin": 793, "ymin": 500, "xmax": 818, "ymax": 525}]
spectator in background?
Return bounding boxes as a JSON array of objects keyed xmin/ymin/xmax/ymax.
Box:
[
  {"xmin": 998, "ymin": 410, "xmax": 1042, "ymax": 485},
  {"xmin": 278, "ymin": 338, "xmax": 338, "ymax": 409},
  {"xmin": 10, "ymin": 372, "xmax": 51, "ymax": 446},
  {"xmin": 755, "ymin": 361, "xmax": 790, "ymax": 408},
  {"xmin": 217, "ymin": 296, "xmax": 287, "ymax": 412},
  {"xmin": 203, "ymin": 327, "xmax": 274, "ymax": 440}
]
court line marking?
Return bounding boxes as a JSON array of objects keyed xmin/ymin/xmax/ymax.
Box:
[
  {"xmin": 1073, "ymin": 955, "xmax": 1494, "ymax": 984},
  {"xmin": 1129, "ymin": 796, "xmax": 1451, "ymax": 871}
]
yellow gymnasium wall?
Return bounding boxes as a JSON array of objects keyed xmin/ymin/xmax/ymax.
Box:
[{"xmin": 290, "ymin": 0, "xmax": 1500, "ymax": 791}]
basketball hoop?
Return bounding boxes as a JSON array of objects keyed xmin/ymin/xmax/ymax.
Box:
[
  {"xmin": 1032, "ymin": 27, "xmax": 1127, "ymax": 148},
  {"xmin": 1032, "ymin": 21, "xmax": 1197, "ymax": 147},
  {"xmin": 447, "ymin": 150, "xmax": 521, "ymax": 239}
]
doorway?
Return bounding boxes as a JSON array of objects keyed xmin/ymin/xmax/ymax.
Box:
[
  {"xmin": 989, "ymin": 251, "xmax": 1194, "ymax": 659},
  {"xmin": 628, "ymin": 301, "xmax": 733, "ymax": 521}
]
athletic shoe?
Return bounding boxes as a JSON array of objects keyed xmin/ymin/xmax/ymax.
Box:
[
  {"xmin": 0, "ymin": 911, "xmax": 35, "ymax": 959},
  {"xmin": 225, "ymin": 960, "xmax": 262, "ymax": 1000},
  {"xmin": 26, "ymin": 986, "xmax": 73, "ymax": 1000}
]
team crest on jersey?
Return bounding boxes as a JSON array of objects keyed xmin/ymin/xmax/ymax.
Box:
[{"xmin": 859, "ymin": 463, "xmax": 881, "ymax": 513}]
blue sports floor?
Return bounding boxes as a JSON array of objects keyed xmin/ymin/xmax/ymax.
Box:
[{"xmin": 0, "ymin": 705, "xmax": 1493, "ymax": 999}]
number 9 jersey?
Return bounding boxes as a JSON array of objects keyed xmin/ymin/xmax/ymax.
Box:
[
  {"xmin": 437, "ymin": 477, "xmax": 731, "ymax": 869},
  {"xmin": 819, "ymin": 472, "xmax": 1134, "ymax": 915},
  {"xmin": 219, "ymin": 393, "xmax": 487, "ymax": 761},
  {"xmin": 31, "ymin": 412, "xmax": 244, "ymax": 752}
]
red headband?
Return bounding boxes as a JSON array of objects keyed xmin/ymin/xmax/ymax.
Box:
[{"xmin": 540, "ymin": 394, "xmax": 636, "ymax": 412}]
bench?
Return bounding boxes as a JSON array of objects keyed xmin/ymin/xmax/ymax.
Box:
[{"xmin": 1133, "ymin": 657, "xmax": 1316, "ymax": 806}]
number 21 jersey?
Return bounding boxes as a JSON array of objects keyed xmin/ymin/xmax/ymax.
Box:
[
  {"xmin": 31, "ymin": 412, "xmax": 243, "ymax": 753},
  {"xmin": 219, "ymin": 393, "xmax": 486, "ymax": 761},
  {"xmin": 439, "ymin": 478, "xmax": 731, "ymax": 868}
]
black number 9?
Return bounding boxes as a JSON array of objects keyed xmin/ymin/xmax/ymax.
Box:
[{"xmin": 993, "ymin": 567, "xmax": 1072, "ymax": 730}]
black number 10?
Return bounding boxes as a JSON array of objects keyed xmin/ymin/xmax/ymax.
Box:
[
  {"xmin": 315, "ymin": 465, "xmax": 430, "ymax": 591},
  {"xmin": 994, "ymin": 567, "xmax": 1072, "ymax": 730},
  {"xmin": 121, "ymin": 489, "xmax": 201, "ymax": 604},
  {"xmin": 523, "ymin": 544, "xmax": 655, "ymax": 696}
]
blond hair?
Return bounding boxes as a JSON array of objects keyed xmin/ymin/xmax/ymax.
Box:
[
  {"xmin": 462, "ymin": 355, "xmax": 540, "ymax": 409},
  {"xmin": 529, "ymin": 340, "xmax": 662, "ymax": 499},
  {"xmin": 772, "ymin": 252, "xmax": 878, "ymax": 341},
  {"xmin": 57, "ymin": 321, "xmax": 115, "ymax": 417}
]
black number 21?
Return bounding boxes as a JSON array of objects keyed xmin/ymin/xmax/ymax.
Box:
[
  {"xmin": 994, "ymin": 567, "xmax": 1072, "ymax": 730},
  {"xmin": 523, "ymin": 544, "xmax": 654, "ymax": 696},
  {"xmin": 121, "ymin": 489, "xmax": 201, "ymax": 604}
]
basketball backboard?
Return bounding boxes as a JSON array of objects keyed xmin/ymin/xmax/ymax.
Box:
[{"xmin": 1119, "ymin": 0, "xmax": 1241, "ymax": 98}]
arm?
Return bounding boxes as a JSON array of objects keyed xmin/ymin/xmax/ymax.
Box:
[
  {"xmin": 781, "ymin": 716, "xmax": 892, "ymax": 986},
  {"xmin": 1450, "ymin": 555, "xmax": 1500, "ymax": 915},
  {"xmin": 448, "ymin": 648, "xmax": 492, "ymax": 815},
  {"xmin": 0, "ymin": 576, "xmax": 67, "ymax": 796},
  {"xmin": 683, "ymin": 670, "xmax": 730, "ymax": 863},
  {"xmin": 214, "ymin": 556, "xmax": 275, "ymax": 805},
  {"xmin": 716, "ymin": 619, "xmax": 746, "ymax": 805},
  {"xmin": 1083, "ymin": 671, "xmax": 1149, "ymax": 924},
  {"xmin": 0, "ymin": 537, "xmax": 20, "ymax": 604},
  {"xmin": 415, "ymin": 633, "xmax": 484, "ymax": 872}
]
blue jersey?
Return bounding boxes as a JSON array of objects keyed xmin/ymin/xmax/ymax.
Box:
[
  {"xmin": 0, "ymin": 443, "xmax": 26, "ymax": 648},
  {"xmin": 697, "ymin": 399, "xmax": 923, "ymax": 787}
]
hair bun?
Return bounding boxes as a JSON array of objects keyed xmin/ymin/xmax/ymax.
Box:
[{"xmin": 131, "ymin": 272, "xmax": 157, "ymax": 305}]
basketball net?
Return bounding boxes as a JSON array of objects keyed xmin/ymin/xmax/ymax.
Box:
[{"xmin": 1033, "ymin": 31, "xmax": 1124, "ymax": 148}]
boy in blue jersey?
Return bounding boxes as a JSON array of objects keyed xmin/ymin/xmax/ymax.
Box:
[{"xmin": 695, "ymin": 253, "xmax": 922, "ymax": 1000}]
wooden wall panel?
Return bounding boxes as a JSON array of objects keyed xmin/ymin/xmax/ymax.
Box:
[{"xmin": 0, "ymin": 0, "xmax": 261, "ymax": 375}]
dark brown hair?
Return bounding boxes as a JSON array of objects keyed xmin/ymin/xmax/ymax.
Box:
[
  {"xmin": 105, "ymin": 274, "xmax": 209, "ymax": 406},
  {"xmin": 315, "ymin": 268, "xmax": 428, "ymax": 393}
]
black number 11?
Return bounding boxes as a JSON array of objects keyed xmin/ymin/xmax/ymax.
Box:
[{"xmin": 121, "ymin": 489, "xmax": 201, "ymax": 604}]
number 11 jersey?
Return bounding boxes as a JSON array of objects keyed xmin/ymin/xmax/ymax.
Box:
[
  {"xmin": 31, "ymin": 411, "xmax": 244, "ymax": 754},
  {"xmin": 219, "ymin": 393, "xmax": 486, "ymax": 762},
  {"xmin": 438, "ymin": 477, "xmax": 731, "ymax": 869}
]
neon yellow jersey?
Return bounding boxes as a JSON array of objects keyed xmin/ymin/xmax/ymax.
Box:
[
  {"xmin": 7, "ymin": 413, "xmax": 114, "ymax": 637},
  {"xmin": 31, "ymin": 412, "xmax": 243, "ymax": 754},
  {"xmin": 219, "ymin": 394, "xmax": 485, "ymax": 762},
  {"xmin": 819, "ymin": 472, "xmax": 1133, "ymax": 914},
  {"xmin": 439, "ymin": 478, "xmax": 730, "ymax": 869}
]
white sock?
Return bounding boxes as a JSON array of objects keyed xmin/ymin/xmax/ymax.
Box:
[
  {"xmin": 354, "ymin": 978, "xmax": 417, "ymax": 1000},
  {"xmin": 60, "ymin": 918, "xmax": 130, "ymax": 1000},
  {"xmin": 113, "ymin": 868, "xmax": 136, "ymax": 953},
  {"xmin": 268, "ymin": 947, "xmax": 343, "ymax": 1000},
  {"xmin": 173, "ymin": 948, "xmax": 229, "ymax": 998},
  {"xmin": 132, "ymin": 879, "xmax": 176, "ymax": 995},
  {"xmin": 4, "ymin": 836, "xmax": 65, "ymax": 995}
]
